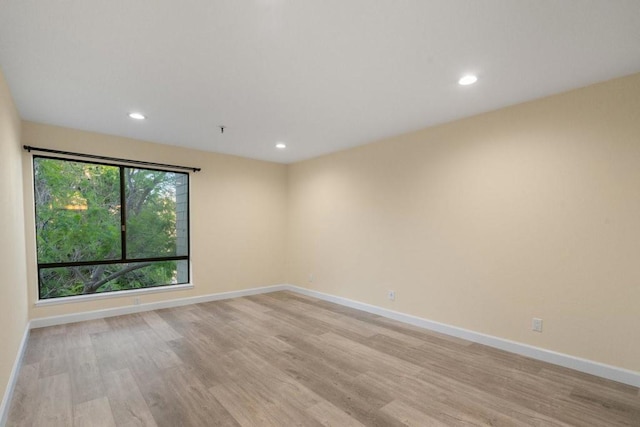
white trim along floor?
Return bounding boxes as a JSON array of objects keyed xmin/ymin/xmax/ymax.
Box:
[{"xmin": 2, "ymin": 284, "xmax": 639, "ymax": 425}]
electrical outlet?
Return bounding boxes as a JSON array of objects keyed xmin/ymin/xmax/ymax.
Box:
[
  {"xmin": 387, "ymin": 290, "xmax": 396, "ymax": 301},
  {"xmin": 308, "ymin": 273, "xmax": 314, "ymax": 283},
  {"xmin": 134, "ymin": 297, "xmax": 140, "ymax": 305},
  {"xmin": 532, "ymin": 318, "xmax": 543, "ymax": 332}
]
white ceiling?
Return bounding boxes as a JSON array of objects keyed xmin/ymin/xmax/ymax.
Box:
[{"xmin": 1, "ymin": 1, "xmax": 639, "ymax": 164}]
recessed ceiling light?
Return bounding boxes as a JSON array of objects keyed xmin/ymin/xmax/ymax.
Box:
[
  {"xmin": 128, "ymin": 112, "xmax": 146, "ymax": 120},
  {"xmin": 458, "ymin": 75, "xmax": 478, "ymax": 86},
  {"xmin": 276, "ymin": 142, "xmax": 286, "ymax": 149}
]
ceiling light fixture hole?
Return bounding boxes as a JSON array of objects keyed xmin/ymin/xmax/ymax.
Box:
[
  {"xmin": 128, "ymin": 112, "xmax": 146, "ymax": 120},
  {"xmin": 458, "ymin": 75, "xmax": 478, "ymax": 86}
]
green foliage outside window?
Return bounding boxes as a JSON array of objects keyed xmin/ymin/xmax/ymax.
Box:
[{"xmin": 34, "ymin": 157, "xmax": 189, "ymax": 299}]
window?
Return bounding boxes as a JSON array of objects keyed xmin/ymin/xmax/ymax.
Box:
[{"xmin": 33, "ymin": 156, "xmax": 190, "ymax": 299}]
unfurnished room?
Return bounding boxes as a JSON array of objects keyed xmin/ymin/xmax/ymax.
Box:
[{"xmin": 1, "ymin": 1, "xmax": 640, "ymax": 426}]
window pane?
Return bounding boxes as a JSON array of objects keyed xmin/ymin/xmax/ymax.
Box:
[
  {"xmin": 34, "ymin": 158, "xmax": 121, "ymax": 263},
  {"xmin": 34, "ymin": 157, "xmax": 191, "ymax": 300},
  {"xmin": 38, "ymin": 260, "xmax": 188, "ymax": 299},
  {"xmin": 125, "ymin": 168, "xmax": 189, "ymax": 259}
]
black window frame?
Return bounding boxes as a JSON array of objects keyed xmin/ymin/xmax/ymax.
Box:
[{"xmin": 33, "ymin": 155, "xmax": 191, "ymax": 299}]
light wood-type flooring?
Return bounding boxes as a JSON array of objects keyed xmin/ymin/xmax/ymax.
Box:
[{"xmin": 6, "ymin": 291, "xmax": 640, "ymax": 426}]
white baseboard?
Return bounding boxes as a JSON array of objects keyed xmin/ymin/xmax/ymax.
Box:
[
  {"xmin": 285, "ymin": 285, "xmax": 640, "ymax": 388},
  {"xmin": 0, "ymin": 323, "xmax": 30, "ymax": 427},
  {"xmin": 24, "ymin": 283, "xmax": 640, "ymax": 390},
  {"xmin": 30, "ymin": 284, "xmax": 289, "ymax": 329}
]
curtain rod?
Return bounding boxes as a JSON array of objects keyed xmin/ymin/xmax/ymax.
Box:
[{"xmin": 23, "ymin": 145, "xmax": 201, "ymax": 173}]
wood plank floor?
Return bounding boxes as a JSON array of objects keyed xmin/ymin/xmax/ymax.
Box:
[{"xmin": 6, "ymin": 291, "xmax": 640, "ymax": 426}]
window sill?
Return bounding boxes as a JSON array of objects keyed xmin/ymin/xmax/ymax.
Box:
[{"xmin": 34, "ymin": 283, "xmax": 194, "ymax": 307}]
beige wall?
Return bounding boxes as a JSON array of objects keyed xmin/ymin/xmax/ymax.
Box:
[
  {"xmin": 0, "ymin": 70, "xmax": 29, "ymax": 407},
  {"xmin": 5, "ymin": 70, "xmax": 640, "ymax": 385},
  {"xmin": 22, "ymin": 122, "xmax": 288, "ymax": 319},
  {"xmin": 286, "ymin": 73, "xmax": 640, "ymax": 372}
]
